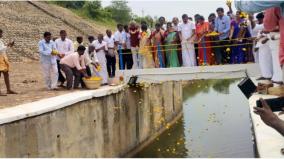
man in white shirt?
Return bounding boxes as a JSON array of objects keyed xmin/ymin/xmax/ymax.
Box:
[
  {"xmin": 172, "ymin": 17, "xmax": 180, "ymax": 32},
  {"xmin": 55, "ymin": 30, "xmax": 74, "ymax": 86},
  {"xmin": 178, "ymin": 14, "xmax": 197, "ymax": 67},
  {"xmin": 104, "ymin": 30, "xmax": 116, "ymax": 77},
  {"xmin": 255, "ymin": 31, "xmax": 273, "ymax": 81},
  {"xmin": 60, "ymin": 45, "xmax": 88, "ymax": 90},
  {"xmin": 114, "ymin": 24, "xmax": 133, "ymax": 70},
  {"xmin": 0, "ymin": 29, "xmax": 16, "ymax": 95},
  {"xmin": 252, "ymin": 12, "xmax": 264, "ymax": 63},
  {"xmin": 38, "ymin": 32, "xmax": 59, "ymax": 90},
  {"xmin": 84, "ymin": 45, "xmax": 99, "ymax": 77},
  {"xmin": 159, "ymin": 16, "xmax": 167, "ymax": 31},
  {"xmin": 88, "ymin": 36, "xmax": 95, "ymax": 46},
  {"xmin": 93, "ymin": 34, "xmax": 108, "ymax": 85},
  {"xmin": 74, "ymin": 36, "xmax": 85, "ymax": 51},
  {"xmin": 123, "ymin": 25, "xmax": 133, "ymax": 69}
]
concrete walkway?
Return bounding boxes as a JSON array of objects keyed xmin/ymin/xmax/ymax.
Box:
[
  {"xmin": 117, "ymin": 63, "xmax": 260, "ymax": 83},
  {"xmin": 0, "ymin": 85, "xmax": 126, "ymax": 125},
  {"xmin": 249, "ymin": 94, "xmax": 284, "ymax": 157}
]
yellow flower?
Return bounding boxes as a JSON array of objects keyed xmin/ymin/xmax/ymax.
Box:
[
  {"xmin": 226, "ymin": 48, "xmax": 230, "ymax": 52},
  {"xmin": 242, "ymin": 48, "xmax": 247, "ymax": 51},
  {"xmin": 51, "ymin": 49, "xmax": 59, "ymax": 55},
  {"xmin": 96, "ymin": 65, "xmax": 101, "ymax": 72},
  {"xmin": 240, "ymin": 11, "xmax": 248, "ymax": 19},
  {"xmin": 84, "ymin": 76, "xmax": 102, "ymax": 81},
  {"xmin": 206, "ymin": 31, "xmax": 219, "ymax": 37}
]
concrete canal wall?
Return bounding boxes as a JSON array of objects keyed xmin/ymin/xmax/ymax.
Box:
[
  {"xmin": 0, "ymin": 64, "xmax": 262, "ymax": 157},
  {"xmin": 0, "ymin": 81, "xmax": 183, "ymax": 157}
]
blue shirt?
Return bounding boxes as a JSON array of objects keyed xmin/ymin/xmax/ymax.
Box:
[
  {"xmin": 235, "ymin": 0, "xmax": 284, "ymax": 16},
  {"xmin": 38, "ymin": 39, "xmax": 57, "ymax": 65},
  {"xmin": 122, "ymin": 31, "xmax": 131, "ymax": 49},
  {"xmin": 214, "ymin": 15, "xmax": 231, "ymax": 40}
]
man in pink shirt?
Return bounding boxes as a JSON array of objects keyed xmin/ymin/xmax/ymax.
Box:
[
  {"xmin": 60, "ymin": 45, "xmax": 88, "ymax": 89},
  {"xmin": 263, "ymin": 7, "xmax": 284, "ymax": 84}
]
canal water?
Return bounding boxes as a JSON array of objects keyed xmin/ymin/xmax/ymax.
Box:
[{"xmin": 135, "ymin": 79, "xmax": 255, "ymax": 158}]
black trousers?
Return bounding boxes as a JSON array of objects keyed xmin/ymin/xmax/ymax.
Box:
[
  {"xmin": 57, "ymin": 60, "xmax": 66, "ymax": 83},
  {"xmin": 106, "ymin": 55, "xmax": 116, "ymax": 78},
  {"xmin": 194, "ymin": 43, "xmax": 199, "ymax": 66},
  {"xmin": 60, "ymin": 64, "xmax": 81, "ymax": 89},
  {"xmin": 119, "ymin": 49, "xmax": 133, "ymax": 70}
]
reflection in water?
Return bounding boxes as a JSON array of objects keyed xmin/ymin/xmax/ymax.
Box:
[
  {"xmin": 135, "ymin": 79, "xmax": 255, "ymax": 158},
  {"xmin": 135, "ymin": 118, "xmax": 188, "ymax": 158}
]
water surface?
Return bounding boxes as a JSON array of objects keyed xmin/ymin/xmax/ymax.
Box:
[{"xmin": 135, "ymin": 79, "xmax": 255, "ymax": 158}]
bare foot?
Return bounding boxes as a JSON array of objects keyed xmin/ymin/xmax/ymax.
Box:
[
  {"xmin": 7, "ymin": 90, "xmax": 18, "ymax": 94},
  {"xmin": 0, "ymin": 93, "xmax": 7, "ymax": 96}
]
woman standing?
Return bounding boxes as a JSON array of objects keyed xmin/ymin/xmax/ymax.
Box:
[
  {"xmin": 164, "ymin": 22, "xmax": 180, "ymax": 67},
  {"xmin": 139, "ymin": 24, "xmax": 154, "ymax": 68},
  {"xmin": 196, "ymin": 16, "xmax": 213, "ymax": 65},
  {"xmin": 229, "ymin": 11, "xmax": 251, "ymax": 64},
  {"xmin": 149, "ymin": 23, "xmax": 165, "ymax": 68}
]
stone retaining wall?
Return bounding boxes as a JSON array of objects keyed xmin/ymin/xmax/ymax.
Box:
[{"xmin": 0, "ymin": 1, "xmax": 102, "ymax": 62}]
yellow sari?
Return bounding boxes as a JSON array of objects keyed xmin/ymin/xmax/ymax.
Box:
[{"xmin": 139, "ymin": 31, "xmax": 154, "ymax": 68}]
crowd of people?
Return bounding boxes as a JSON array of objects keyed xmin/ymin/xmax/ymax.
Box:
[
  {"xmin": 235, "ymin": 1, "xmax": 284, "ymax": 137},
  {"xmin": 36, "ymin": 5, "xmax": 266, "ymax": 91},
  {"xmin": 1, "ymin": 3, "xmax": 283, "ymax": 92},
  {"xmin": 0, "ymin": 0, "xmax": 284, "ymax": 139}
]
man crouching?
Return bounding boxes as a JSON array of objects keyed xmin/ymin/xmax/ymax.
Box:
[{"xmin": 60, "ymin": 45, "xmax": 89, "ymax": 90}]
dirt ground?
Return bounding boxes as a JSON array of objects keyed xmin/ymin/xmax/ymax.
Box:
[{"xmin": 0, "ymin": 62, "xmax": 78, "ymax": 109}]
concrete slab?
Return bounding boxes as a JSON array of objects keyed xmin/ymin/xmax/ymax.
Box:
[
  {"xmin": 117, "ymin": 64, "xmax": 260, "ymax": 83},
  {"xmin": 249, "ymin": 94, "xmax": 284, "ymax": 157},
  {"xmin": 0, "ymin": 85, "xmax": 126, "ymax": 125}
]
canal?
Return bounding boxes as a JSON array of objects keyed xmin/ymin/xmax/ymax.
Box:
[{"xmin": 135, "ymin": 79, "xmax": 255, "ymax": 158}]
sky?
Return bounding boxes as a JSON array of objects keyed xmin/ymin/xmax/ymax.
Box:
[{"xmin": 101, "ymin": 0, "xmax": 236, "ymax": 21}]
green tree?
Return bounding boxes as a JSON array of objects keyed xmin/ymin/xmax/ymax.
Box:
[
  {"xmin": 54, "ymin": 1, "xmax": 85, "ymax": 9},
  {"xmin": 132, "ymin": 14, "xmax": 154, "ymax": 28},
  {"xmin": 83, "ymin": 1, "xmax": 103, "ymax": 19},
  {"xmin": 106, "ymin": 0, "xmax": 132, "ymax": 24}
]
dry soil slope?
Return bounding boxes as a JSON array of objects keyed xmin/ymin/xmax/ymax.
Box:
[{"xmin": 0, "ymin": 1, "xmax": 104, "ymax": 62}]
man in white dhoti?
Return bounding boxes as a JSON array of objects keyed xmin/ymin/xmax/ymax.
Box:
[
  {"xmin": 38, "ymin": 32, "xmax": 58, "ymax": 90},
  {"xmin": 268, "ymin": 31, "xmax": 283, "ymax": 85},
  {"xmin": 251, "ymin": 12, "xmax": 264, "ymax": 63},
  {"xmin": 178, "ymin": 14, "xmax": 196, "ymax": 67},
  {"xmin": 92, "ymin": 34, "xmax": 108, "ymax": 85},
  {"xmin": 255, "ymin": 32, "xmax": 273, "ymax": 81}
]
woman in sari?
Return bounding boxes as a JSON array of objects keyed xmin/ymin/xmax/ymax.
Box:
[
  {"xmin": 196, "ymin": 16, "xmax": 213, "ymax": 65},
  {"xmin": 149, "ymin": 23, "xmax": 165, "ymax": 68},
  {"xmin": 139, "ymin": 24, "xmax": 155, "ymax": 68},
  {"xmin": 229, "ymin": 11, "xmax": 252, "ymax": 64},
  {"xmin": 164, "ymin": 22, "xmax": 180, "ymax": 67}
]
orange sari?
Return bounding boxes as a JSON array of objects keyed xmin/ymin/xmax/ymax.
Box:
[{"xmin": 196, "ymin": 22, "xmax": 213, "ymax": 65}]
